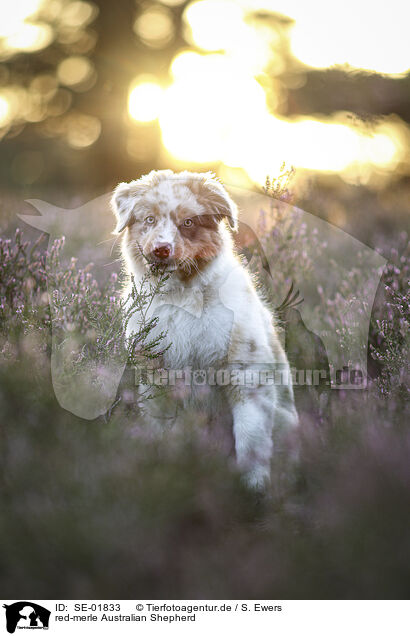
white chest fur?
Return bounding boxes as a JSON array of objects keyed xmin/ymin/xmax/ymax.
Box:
[{"xmin": 151, "ymin": 292, "xmax": 234, "ymax": 370}]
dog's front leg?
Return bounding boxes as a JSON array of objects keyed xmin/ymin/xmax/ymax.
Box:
[{"xmin": 229, "ymin": 384, "xmax": 275, "ymax": 490}]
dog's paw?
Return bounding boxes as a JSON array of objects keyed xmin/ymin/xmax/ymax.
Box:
[{"xmin": 242, "ymin": 466, "xmax": 270, "ymax": 492}]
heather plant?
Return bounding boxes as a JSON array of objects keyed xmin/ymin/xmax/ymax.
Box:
[
  {"xmin": 249, "ymin": 200, "xmax": 384, "ymax": 388},
  {"xmin": 0, "ymin": 229, "xmax": 169, "ymax": 414},
  {"xmin": 0, "ymin": 229, "xmax": 50, "ymax": 341},
  {"xmin": 369, "ymin": 233, "xmax": 409, "ymax": 398},
  {"xmin": 263, "ymin": 162, "xmax": 296, "ymax": 204}
]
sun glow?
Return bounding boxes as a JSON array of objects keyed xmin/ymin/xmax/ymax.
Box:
[
  {"xmin": 183, "ymin": 0, "xmax": 272, "ymax": 75},
  {"xmin": 156, "ymin": 1, "xmax": 409, "ymax": 184},
  {"xmin": 0, "ymin": 95, "xmax": 10, "ymax": 126},
  {"xmin": 183, "ymin": 0, "xmax": 245, "ymax": 51},
  {"xmin": 0, "ymin": 0, "xmax": 43, "ymax": 38},
  {"xmin": 160, "ymin": 53, "xmax": 268, "ymax": 163},
  {"xmin": 158, "ymin": 52, "xmax": 405, "ymax": 183},
  {"xmin": 128, "ymin": 81, "xmax": 163, "ymax": 123}
]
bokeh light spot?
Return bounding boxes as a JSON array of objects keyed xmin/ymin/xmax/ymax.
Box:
[
  {"xmin": 5, "ymin": 22, "xmax": 53, "ymax": 53},
  {"xmin": 57, "ymin": 56, "xmax": 95, "ymax": 89},
  {"xmin": 0, "ymin": 0, "xmax": 43, "ymax": 38},
  {"xmin": 134, "ymin": 6, "xmax": 174, "ymax": 48},
  {"xmin": 29, "ymin": 74, "xmax": 58, "ymax": 100},
  {"xmin": 65, "ymin": 112, "xmax": 101, "ymax": 148},
  {"xmin": 60, "ymin": 1, "xmax": 98, "ymax": 28},
  {"xmin": 46, "ymin": 88, "xmax": 72, "ymax": 117},
  {"xmin": 0, "ymin": 95, "xmax": 10, "ymax": 126},
  {"xmin": 128, "ymin": 81, "xmax": 163, "ymax": 122}
]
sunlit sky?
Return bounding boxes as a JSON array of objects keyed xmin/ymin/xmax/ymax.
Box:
[
  {"xmin": 0, "ymin": 0, "xmax": 409, "ymax": 186},
  {"xmin": 242, "ymin": 0, "xmax": 410, "ymax": 75}
]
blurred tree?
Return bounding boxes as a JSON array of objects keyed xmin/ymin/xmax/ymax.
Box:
[
  {"xmin": 0, "ymin": 0, "xmax": 188, "ymax": 191},
  {"xmin": 285, "ymin": 68, "xmax": 410, "ymax": 123}
]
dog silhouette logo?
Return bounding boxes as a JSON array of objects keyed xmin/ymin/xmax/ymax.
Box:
[
  {"xmin": 19, "ymin": 186, "xmax": 386, "ymax": 419},
  {"xmin": 3, "ymin": 602, "xmax": 51, "ymax": 633}
]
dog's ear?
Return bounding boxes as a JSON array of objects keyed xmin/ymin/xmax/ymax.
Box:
[
  {"xmin": 111, "ymin": 171, "xmax": 171, "ymax": 233},
  {"xmin": 111, "ymin": 178, "xmax": 152, "ymax": 234},
  {"xmin": 111, "ymin": 182, "xmax": 135, "ymax": 234},
  {"xmin": 194, "ymin": 173, "xmax": 239, "ymax": 231}
]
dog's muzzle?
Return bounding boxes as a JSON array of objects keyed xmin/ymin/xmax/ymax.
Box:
[{"xmin": 151, "ymin": 242, "xmax": 172, "ymax": 262}]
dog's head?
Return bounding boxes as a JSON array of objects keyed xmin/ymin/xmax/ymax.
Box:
[{"xmin": 111, "ymin": 170, "xmax": 238, "ymax": 277}]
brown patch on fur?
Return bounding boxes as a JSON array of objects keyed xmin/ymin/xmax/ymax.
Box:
[
  {"xmin": 196, "ymin": 191, "xmax": 235, "ymax": 228},
  {"xmin": 183, "ymin": 175, "xmax": 202, "ymax": 196},
  {"xmin": 175, "ymin": 221, "xmax": 224, "ymax": 281},
  {"xmin": 176, "ymin": 257, "xmax": 210, "ymax": 281},
  {"xmin": 175, "ymin": 173, "xmax": 237, "ymax": 229}
]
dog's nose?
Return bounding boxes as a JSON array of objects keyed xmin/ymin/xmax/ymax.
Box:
[{"xmin": 153, "ymin": 243, "xmax": 172, "ymax": 261}]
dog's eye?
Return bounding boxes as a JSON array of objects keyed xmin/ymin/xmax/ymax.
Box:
[
  {"xmin": 182, "ymin": 218, "xmax": 193, "ymax": 228},
  {"xmin": 145, "ymin": 215, "xmax": 156, "ymax": 225}
]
